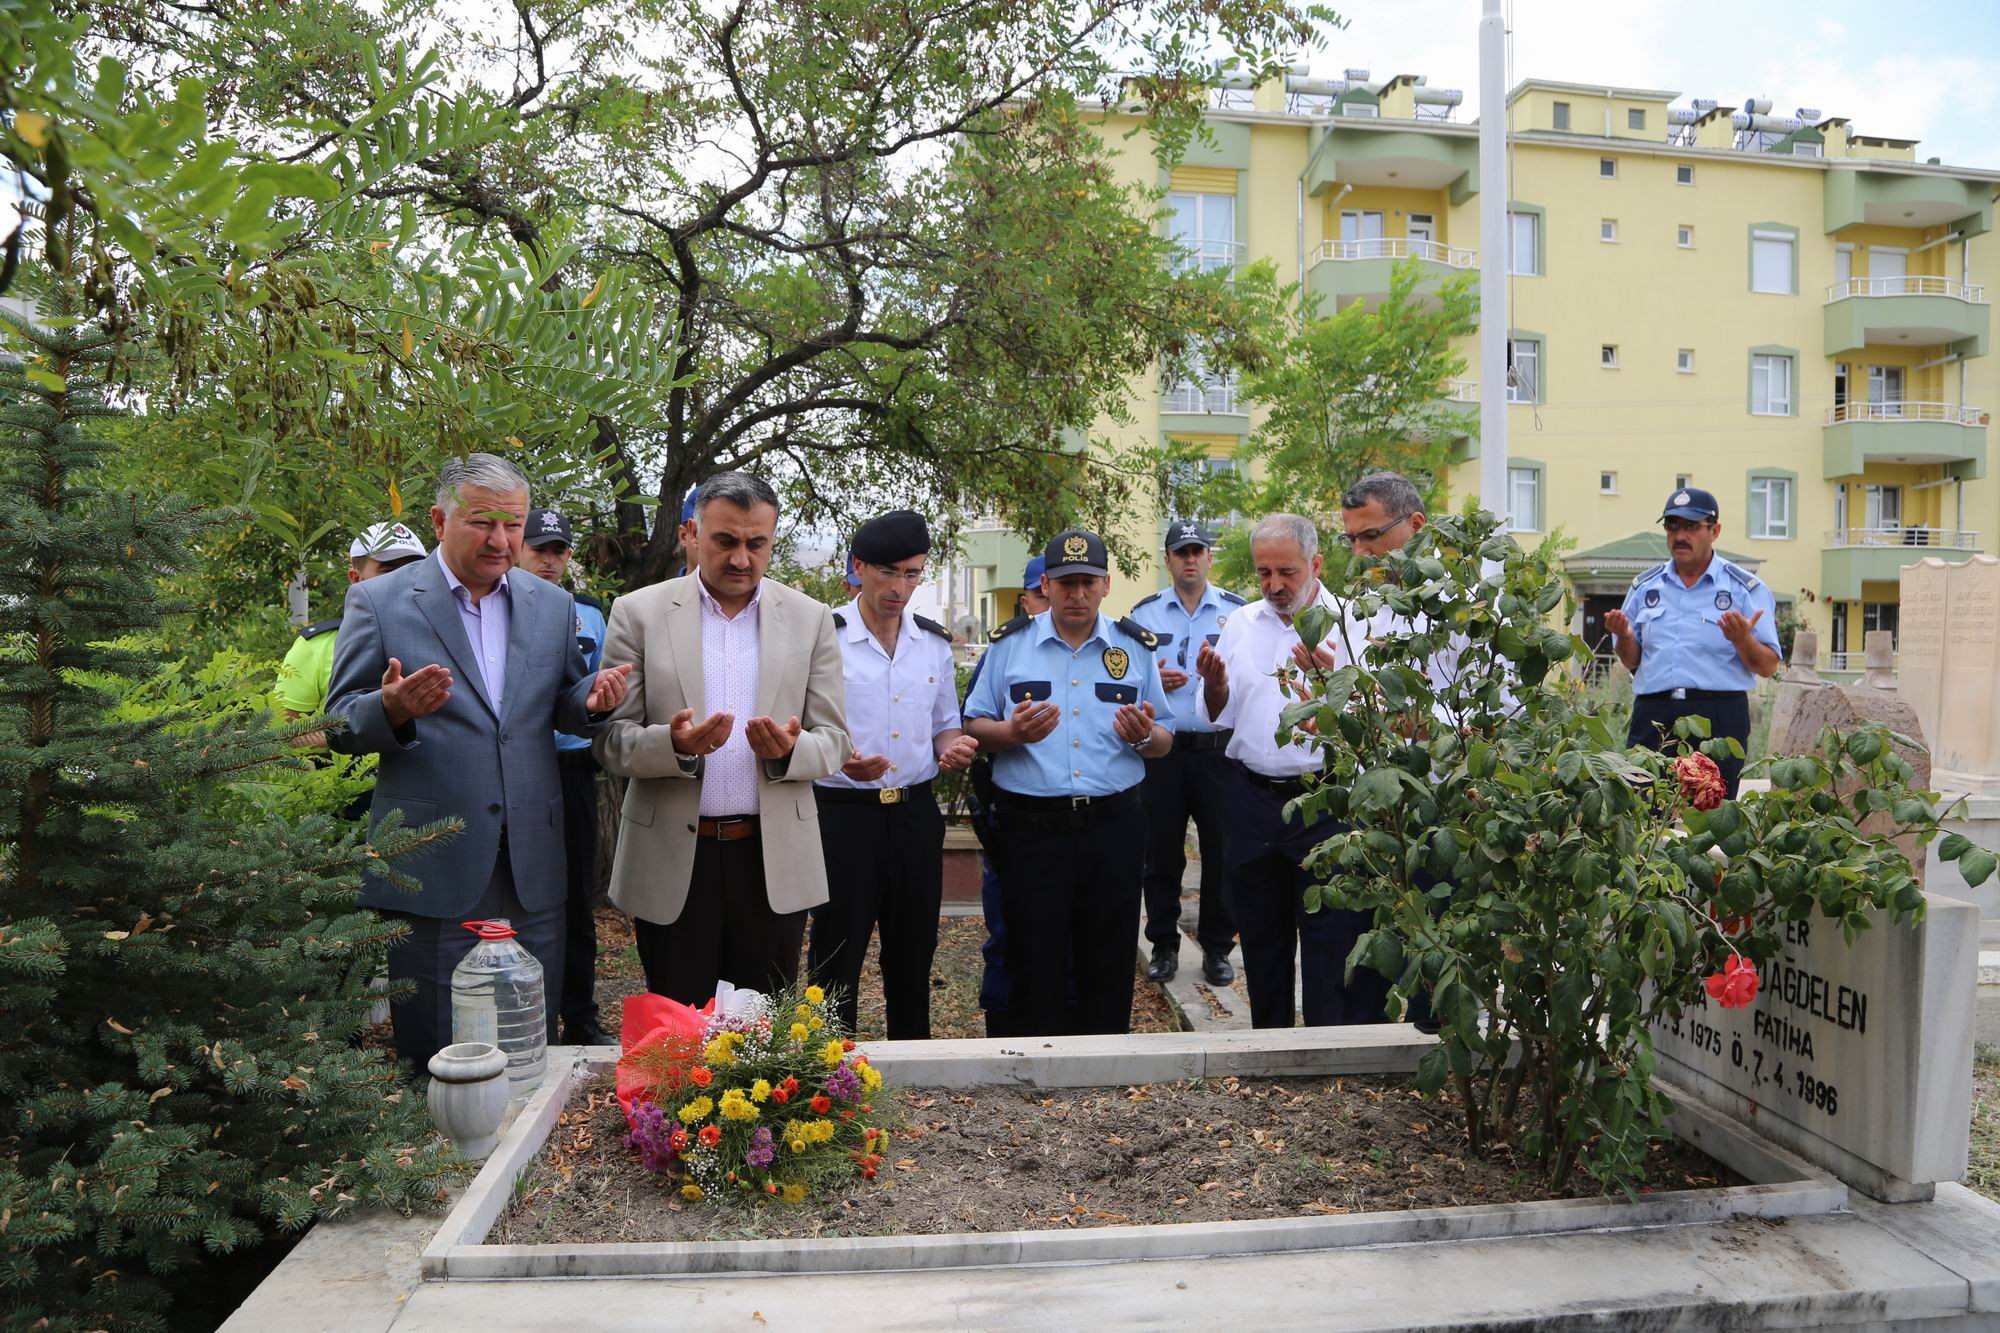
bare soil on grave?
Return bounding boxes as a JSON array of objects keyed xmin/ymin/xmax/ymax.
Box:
[{"xmin": 495, "ymin": 1074, "xmax": 1741, "ymax": 1245}]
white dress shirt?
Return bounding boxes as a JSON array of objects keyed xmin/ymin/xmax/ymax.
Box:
[
  {"xmin": 697, "ymin": 576, "xmax": 763, "ymax": 816},
  {"xmin": 1346, "ymin": 599, "xmax": 1518, "ymax": 727},
  {"xmin": 1203, "ymin": 581, "xmax": 1343, "ymax": 778},
  {"xmin": 816, "ymin": 602, "xmax": 960, "ymax": 790}
]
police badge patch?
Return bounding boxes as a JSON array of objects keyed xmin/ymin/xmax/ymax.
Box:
[
  {"xmin": 1102, "ymin": 647, "xmax": 1130, "ymax": 680},
  {"xmin": 1063, "ymin": 534, "xmax": 1089, "ymax": 561},
  {"xmin": 1715, "ymin": 591, "xmax": 1733, "ymax": 611},
  {"xmin": 1644, "ymin": 588, "xmax": 1660, "ymax": 608}
]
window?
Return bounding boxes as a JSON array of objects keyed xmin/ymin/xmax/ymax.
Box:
[
  {"xmin": 1600, "ymin": 471, "xmax": 1618, "ymax": 494},
  {"xmin": 1677, "ymin": 225, "xmax": 1694, "ymax": 248},
  {"xmin": 1628, "ymin": 108, "xmax": 1646, "ymax": 130},
  {"xmin": 1407, "ymin": 213, "xmax": 1435, "ymax": 246},
  {"xmin": 1163, "ymin": 354, "xmax": 1237, "ymax": 413},
  {"xmin": 1676, "ymin": 163, "xmax": 1695, "ymax": 185},
  {"xmin": 1867, "ymin": 365, "xmax": 1905, "ymax": 417},
  {"xmin": 1507, "ymin": 211, "xmax": 1540, "ymax": 275},
  {"xmin": 1793, "ymin": 141, "xmax": 1821, "ymax": 158},
  {"xmin": 1751, "ymin": 353, "xmax": 1792, "ymax": 415},
  {"xmin": 1677, "ymin": 348, "xmax": 1695, "ymax": 373},
  {"xmin": 1508, "ymin": 466, "xmax": 1542, "ymax": 531},
  {"xmin": 1865, "ymin": 483, "xmax": 1901, "ymax": 531},
  {"xmin": 1339, "ymin": 210, "xmax": 1386, "ymax": 253},
  {"xmin": 1601, "ymin": 219, "xmax": 1618, "ymax": 242},
  {"xmin": 1862, "ymin": 602, "xmax": 1899, "ymax": 648},
  {"xmin": 1168, "ymin": 191, "xmax": 1237, "ymax": 274},
  {"xmin": 1751, "ymin": 228, "xmax": 1796, "ymax": 294},
  {"xmin": 1676, "ymin": 473, "xmax": 1693, "ymax": 490},
  {"xmin": 1749, "ymin": 475, "xmax": 1793, "ymax": 539},
  {"xmin": 1834, "ymin": 245, "xmax": 1853, "ymax": 287},
  {"xmin": 1599, "ymin": 157, "xmax": 1617, "ymax": 179},
  {"xmin": 1507, "ymin": 338, "xmax": 1540, "ymax": 402},
  {"xmin": 1553, "ymin": 101, "xmax": 1570, "ymax": 130},
  {"xmin": 1834, "ymin": 362, "xmax": 1849, "ymax": 410},
  {"xmin": 1601, "ymin": 344, "xmax": 1619, "ymax": 368},
  {"xmin": 1340, "ymin": 102, "xmax": 1379, "ymax": 118}
]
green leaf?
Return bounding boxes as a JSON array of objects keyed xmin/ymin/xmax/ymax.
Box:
[
  {"xmin": 1958, "ymin": 847, "xmax": 1999, "ymax": 888},
  {"xmin": 1349, "ymin": 766, "xmax": 1405, "ymax": 818},
  {"xmin": 1939, "ymin": 833, "xmax": 1973, "ymax": 863},
  {"xmin": 1292, "ymin": 603, "xmax": 1336, "ymax": 651}
]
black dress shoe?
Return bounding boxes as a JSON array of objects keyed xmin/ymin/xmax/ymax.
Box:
[
  {"xmin": 1146, "ymin": 943, "xmax": 1179, "ymax": 982},
  {"xmin": 561, "ymin": 1018, "xmax": 619, "ymax": 1047},
  {"xmin": 1202, "ymin": 950, "xmax": 1235, "ymax": 986}
]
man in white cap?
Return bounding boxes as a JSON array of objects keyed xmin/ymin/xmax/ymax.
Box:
[{"xmin": 274, "ymin": 520, "xmax": 430, "ymax": 739}]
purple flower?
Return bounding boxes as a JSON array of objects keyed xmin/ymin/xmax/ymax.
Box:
[
  {"xmin": 824, "ymin": 1061, "xmax": 862, "ymax": 1103},
  {"xmin": 624, "ymin": 1101, "xmax": 679, "ymax": 1174},
  {"xmin": 745, "ymin": 1126, "xmax": 775, "ymax": 1169}
]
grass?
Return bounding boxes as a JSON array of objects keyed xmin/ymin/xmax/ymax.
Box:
[{"xmin": 1970, "ymin": 1045, "xmax": 2000, "ymax": 1204}]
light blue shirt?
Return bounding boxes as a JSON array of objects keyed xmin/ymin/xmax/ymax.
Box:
[
  {"xmin": 441, "ymin": 557, "xmax": 512, "ymax": 708},
  {"xmin": 1127, "ymin": 581, "xmax": 1245, "ymax": 732},
  {"xmin": 964, "ymin": 611, "xmax": 1175, "ymax": 798},
  {"xmin": 1621, "ymin": 555, "xmax": 1780, "ymax": 694},
  {"xmin": 554, "ymin": 598, "xmax": 606, "ymax": 752}
]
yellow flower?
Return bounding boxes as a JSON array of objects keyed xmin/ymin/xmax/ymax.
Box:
[
  {"xmin": 681, "ymin": 1183, "xmax": 703, "ymax": 1201},
  {"xmin": 677, "ymin": 1096, "xmax": 714, "ymax": 1124},
  {"xmin": 807, "ymin": 1015, "xmax": 824, "ymax": 1031},
  {"xmin": 781, "ymin": 1183, "xmax": 807, "ymax": 1204},
  {"xmin": 703, "ymin": 1036, "xmax": 736, "ymax": 1065},
  {"xmin": 821, "ymin": 1040, "xmax": 845, "ymax": 1067},
  {"xmin": 860, "ymin": 1063, "xmax": 882, "ymax": 1092},
  {"xmin": 814, "ymin": 1119, "xmax": 837, "ymax": 1142},
  {"xmin": 751, "ymin": 1079, "xmax": 772, "ymax": 1102},
  {"xmin": 720, "ymin": 1092, "xmax": 760, "ymax": 1122},
  {"xmin": 805, "ymin": 985, "xmax": 825, "ymax": 1005},
  {"xmin": 790, "ymin": 1022, "xmax": 809, "ymax": 1043},
  {"xmin": 795, "ymin": 1003, "xmax": 811, "ymax": 1020}
]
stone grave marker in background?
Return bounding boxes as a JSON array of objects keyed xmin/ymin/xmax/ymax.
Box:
[
  {"xmin": 1901, "ymin": 555, "xmax": 2000, "ymax": 919},
  {"xmin": 1766, "ymin": 629, "xmax": 1829, "ymax": 750}
]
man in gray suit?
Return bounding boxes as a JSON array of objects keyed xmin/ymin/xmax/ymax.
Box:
[{"xmin": 326, "ymin": 454, "xmax": 632, "ymax": 1068}]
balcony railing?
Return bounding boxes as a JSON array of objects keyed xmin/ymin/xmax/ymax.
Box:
[
  {"xmin": 1824, "ymin": 650, "xmax": 1897, "ymax": 673},
  {"xmin": 1161, "ymin": 380, "xmax": 1240, "ymax": 414},
  {"xmin": 1824, "ymin": 400, "xmax": 1989, "ymax": 426},
  {"xmin": 1445, "ymin": 378, "xmax": 1479, "ymax": 403},
  {"xmin": 1172, "ymin": 239, "xmax": 1248, "ymax": 275},
  {"xmin": 1823, "ymin": 526, "xmax": 1979, "ymax": 549},
  {"xmin": 1311, "ymin": 237, "xmax": 1477, "ymax": 268},
  {"xmin": 1825, "ymin": 276, "xmax": 1988, "ymax": 303}
]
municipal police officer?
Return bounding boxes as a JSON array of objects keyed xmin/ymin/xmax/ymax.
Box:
[
  {"xmin": 809, "ymin": 510, "xmax": 977, "ymax": 1041},
  {"xmin": 516, "ymin": 507, "xmax": 616, "ymax": 1045},
  {"xmin": 1605, "ymin": 487, "xmax": 1780, "ymax": 797},
  {"xmin": 963, "ymin": 530, "xmax": 1174, "ymax": 1036},
  {"xmin": 1129, "ymin": 519, "xmax": 1243, "ymax": 986},
  {"xmin": 971, "ymin": 554, "xmax": 1048, "ymax": 1038}
]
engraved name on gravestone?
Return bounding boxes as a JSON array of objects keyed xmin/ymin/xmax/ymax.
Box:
[
  {"xmin": 1896, "ymin": 558, "xmax": 1947, "ymax": 751},
  {"xmin": 1934, "ymin": 556, "xmax": 2000, "ymax": 793},
  {"xmin": 1649, "ymin": 894, "xmax": 1977, "ymax": 1202}
]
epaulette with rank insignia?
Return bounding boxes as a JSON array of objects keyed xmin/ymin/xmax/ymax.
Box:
[
  {"xmin": 1132, "ymin": 590, "xmax": 1164, "ymax": 610},
  {"xmin": 1719, "ymin": 560, "xmax": 1763, "ymax": 590},
  {"xmin": 914, "ymin": 614, "xmax": 952, "ymax": 641},
  {"xmin": 1631, "ymin": 563, "xmax": 1668, "ymax": 589},
  {"xmin": 988, "ymin": 613, "xmax": 1029, "ymax": 643},
  {"xmin": 575, "ymin": 591, "xmax": 606, "ymax": 611},
  {"xmin": 1219, "ymin": 590, "xmax": 1247, "ymax": 606},
  {"xmin": 298, "ymin": 616, "xmax": 342, "ymax": 640},
  {"xmin": 1114, "ymin": 616, "xmax": 1158, "ymax": 650}
]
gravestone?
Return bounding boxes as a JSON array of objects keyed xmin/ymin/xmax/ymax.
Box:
[
  {"xmin": 1861, "ymin": 629, "xmax": 1897, "ymax": 690},
  {"xmin": 1649, "ymin": 893, "xmax": 1977, "ymax": 1203},
  {"xmin": 1901, "ymin": 556, "xmax": 2000, "ymax": 917},
  {"xmin": 1897, "ymin": 558, "xmax": 1948, "ymax": 752},
  {"xmin": 1766, "ymin": 630, "xmax": 1830, "ymax": 752}
]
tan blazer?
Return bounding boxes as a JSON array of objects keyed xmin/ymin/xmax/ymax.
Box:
[{"xmin": 593, "ymin": 575, "xmax": 849, "ymax": 925}]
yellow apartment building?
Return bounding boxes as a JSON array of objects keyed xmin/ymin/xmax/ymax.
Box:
[{"xmin": 958, "ymin": 71, "xmax": 1999, "ymax": 678}]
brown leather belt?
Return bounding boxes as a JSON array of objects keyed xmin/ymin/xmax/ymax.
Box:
[{"xmin": 695, "ymin": 815, "xmax": 759, "ymax": 841}]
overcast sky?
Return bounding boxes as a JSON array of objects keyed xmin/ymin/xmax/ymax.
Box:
[{"xmin": 1318, "ymin": 0, "xmax": 1999, "ymax": 169}]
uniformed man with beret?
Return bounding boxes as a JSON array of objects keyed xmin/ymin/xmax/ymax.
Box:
[
  {"xmin": 1604, "ymin": 486, "xmax": 1780, "ymax": 797},
  {"xmin": 809, "ymin": 510, "xmax": 978, "ymax": 1040},
  {"xmin": 1129, "ymin": 519, "xmax": 1243, "ymax": 986},
  {"xmin": 963, "ymin": 529, "xmax": 1174, "ymax": 1036}
]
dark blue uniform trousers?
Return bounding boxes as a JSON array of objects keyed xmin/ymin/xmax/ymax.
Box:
[
  {"xmin": 1627, "ymin": 689, "xmax": 1751, "ymax": 798},
  {"xmin": 1223, "ymin": 764, "xmax": 1390, "ymax": 1029}
]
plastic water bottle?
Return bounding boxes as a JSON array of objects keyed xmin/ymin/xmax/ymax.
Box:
[{"xmin": 450, "ymin": 919, "xmax": 547, "ymax": 1104}]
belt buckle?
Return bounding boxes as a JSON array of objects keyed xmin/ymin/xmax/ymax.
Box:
[
  {"xmin": 1671, "ymin": 687, "xmax": 1687, "ymax": 700},
  {"xmin": 879, "ymin": 787, "xmax": 903, "ymax": 805},
  {"xmin": 1070, "ymin": 794, "xmax": 1092, "ymax": 810}
]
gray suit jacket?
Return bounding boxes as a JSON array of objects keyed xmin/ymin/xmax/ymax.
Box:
[
  {"xmin": 594, "ymin": 575, "xmax": 848, "ymax": 925},
  {"xmin": 325, "ymin": 551, "xmax": 598, "ymax": 918}
]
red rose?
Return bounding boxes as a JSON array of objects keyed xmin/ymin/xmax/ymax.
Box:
[
  {"xmin": 765, "ymin": 1181, "xmax": 778, "ymax": 1195},
  {"xmin": 810, "ymin": 1094, "xmax": 832, "ymax": 1114},
  {"xmin": 1673, "ymin": 753, "xmax": 1726, "ymax": 812},
  {"xmin": 783, "ymin": 1076, "xmax": 799, "ymax": 1092},
  {"xmin": 698, "ymin": 1124, "xmax": 722, "ymax": 1147},
  {"xmin": 771, "ymin": 1087, "xmax": 790, "ymax": 1105},
  {"xmin": 862, "ymin": 1166, "xmax": 877, "ymax": 1179},
  {"xmin": 669, "ymin": 1127, "xmax": 689, "ymax": 1152},
  {"xmin": 1703, "ymin": 954, "xmax": 1760, "ymax": 1010},
  {"xmin": 842, "ymin": 1038, "xmax": 855, "ymax": 1052},
  {"xmin": 690, "ymin": 1065, "xmax": 714, "ymax": 1088}
]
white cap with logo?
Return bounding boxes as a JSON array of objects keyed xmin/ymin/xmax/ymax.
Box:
[{"xmin": 349, "ymin": 521, "xmax": 429, "ymax": 563}]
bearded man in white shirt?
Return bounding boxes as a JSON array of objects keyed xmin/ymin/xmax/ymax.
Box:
[{"xmin": 1194, "ymin": 512, "xmax": 1391, "ymax": 1029}]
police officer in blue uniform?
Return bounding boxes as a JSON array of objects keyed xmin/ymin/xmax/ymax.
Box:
[
  {"xmin": 963, "ymin": 530, "xmax": 1174, "ymax": 1036},
  {"xmin": 1605, "ymin": 487, "xmax": 1781, "ymax": 797},
  {"xmin": 1129, "ymin": 519, "xmax": 1244, "ymax": 985}
]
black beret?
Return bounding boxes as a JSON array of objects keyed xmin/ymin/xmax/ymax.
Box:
[{"xmin": 850, "ymin": 509, "xmax": 931, "ymax": 565}]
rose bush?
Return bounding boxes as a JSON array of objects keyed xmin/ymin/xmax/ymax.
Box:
[{"xmin": 1281, "ymin": 505, "xmax": 1993, "ymax": 1195}]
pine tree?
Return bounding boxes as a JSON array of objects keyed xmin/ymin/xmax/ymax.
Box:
[{"xmin": 0, "ymin": 267, "xmax": 463, "ymax": 1330}]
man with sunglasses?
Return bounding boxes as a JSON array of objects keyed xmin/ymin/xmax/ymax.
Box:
[
  {"xmin": 809, "ymin": 510, "xmax": 978, "ymax": 1039},
  {"xmin": 1130, "ymin": 520, "xmax": 1244, "ymax": 986},
  {"xmin": 1604, "ymin": 487, "xmax": 1780, "ymax": 797}
]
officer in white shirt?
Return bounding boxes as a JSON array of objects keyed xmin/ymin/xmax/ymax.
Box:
[
  {"xmin": 1195, "ymin": 512, "xmax": 1391, "ymax": 1029},
  {"xmin": 809, "ymin": 511, "xmax": 978, "ymax": 1039}
]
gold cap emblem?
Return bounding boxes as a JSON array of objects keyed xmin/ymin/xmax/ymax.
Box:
[
  {"xmin": 1063, "ymin": 534, "xmax": 1089, "ymax": 561},
  {"xmin": 1102, "ymin": 647, "xmax": 1129, "ymax": 680}
]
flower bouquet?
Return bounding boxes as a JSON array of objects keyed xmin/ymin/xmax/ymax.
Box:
[{"xmin": 618, "ymin": 981, "xmax": 890, "ymax": 1204}]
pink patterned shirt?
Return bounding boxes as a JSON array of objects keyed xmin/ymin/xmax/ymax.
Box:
[{"xmin": 696, "ymin": 576, "xmax": 764, "ymax": 817}]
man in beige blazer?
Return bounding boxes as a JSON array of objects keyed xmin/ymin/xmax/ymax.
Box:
[{"xmin": 593, "ymin": 472, "xmax": 849, "ymax": 1004}]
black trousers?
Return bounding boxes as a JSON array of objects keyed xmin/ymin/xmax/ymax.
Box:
[
  {"xmin": 808, "ymin": 788, "xmax": 946, "ymax": 1040},
  {"xmin": 1140, "ymin": 742, "xmax": 1238, "ymax": 954},
  {"xmin": 1223, "ymin": 765, "xmax": 1389, "ymax": 1029},
  {"xmin": 1627, "ymin": 690, "xmax": 1751, "ymax": 797},
  {"xmin": 382, "ymin": 841, "xmax": 564, "ymax": 1072},
  {"xmin": 991, "ymin": 789, "xmax": 1146, "ymax": 1037},
  {"xmin": 557, "ymin": 751, "xmax": 602, "ymax": 1029},
  {"xmin": 631, "ymin": 831, "xmax": 806, "ymax": 1006}
]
